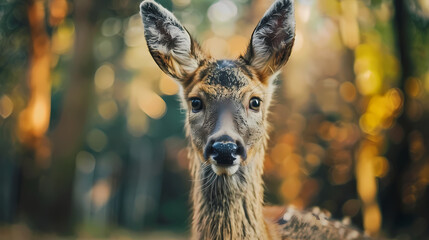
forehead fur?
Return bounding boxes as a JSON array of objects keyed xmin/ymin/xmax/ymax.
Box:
[
  {"xmin": 185, "ymin": 60, "xmax": 264, "ymax": 98},
  {"xmin": 204, "ymin": 60, "xmax": 251, "ymax": 88}
]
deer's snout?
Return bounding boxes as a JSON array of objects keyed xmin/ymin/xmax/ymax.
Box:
[
  {"xmin": 204, "ymin": 135, "xmax": 246, "ymax": 166},
  {"xmin": 212, "ymin": 142, "xmax": 237, "ymax": 165}
]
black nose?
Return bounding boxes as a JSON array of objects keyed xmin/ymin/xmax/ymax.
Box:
[
  {"xmin": 212, "ymin": 142, "xmax": 237, "ymax": 165},
  {"xmin": 203, "ymin": 135, "xmax": 247, "ymax": 165}
]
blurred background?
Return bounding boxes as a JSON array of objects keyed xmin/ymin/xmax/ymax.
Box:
[{"xmin": 0, "ymin": 0, "xmax": 429, "ymax": 239}]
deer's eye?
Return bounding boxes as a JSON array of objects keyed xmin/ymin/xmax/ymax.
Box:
[
  {"xmin": 249, "ymin": 97, "xmax": 261, "ymax": 111},
  {"xmin": 190, "ymin": 98, "xmax": 203, "ymax": 113}
]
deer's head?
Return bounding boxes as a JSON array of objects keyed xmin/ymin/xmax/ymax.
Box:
[{"xmin": 140, "ymin": 0, "xmax": 295, "ymax": 176}]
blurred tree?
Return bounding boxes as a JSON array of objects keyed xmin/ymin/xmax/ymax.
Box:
[
  {"xmin": 380, "ymin": 0, "xmax": 429, "ymax": 238},
  {"xmin": 40, "ymin": 0, "xmax": 103, "ymax": 232},
  {"xmin": 16, "ymin": 0, "xmax": 103, "ymax": 233}
]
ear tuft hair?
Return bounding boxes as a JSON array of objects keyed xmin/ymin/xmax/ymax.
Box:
[
  {"xmin": 243, "ymin": 0, "xmax": 295, "ymax": 79},
  {"xmin": 140, "ymin": 0, "xmax": 205, "ymax": 80}
]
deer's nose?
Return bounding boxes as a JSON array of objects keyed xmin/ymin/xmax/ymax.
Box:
[
  {"xmin": 212, "ymin": 142, "xmax": 237, "ymax": 165},
  {"xmin": 204, "ymin": 135, "xmax": 246, "ymax": 165}
]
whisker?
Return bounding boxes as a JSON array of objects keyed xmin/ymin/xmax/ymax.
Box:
[
  {"xmin": 190, "ymin": 162, "xmax": 212, "ymax": 182},
  {"xmin": 201, "ymin": 171, "xmax": 216, "ymax": 193}
]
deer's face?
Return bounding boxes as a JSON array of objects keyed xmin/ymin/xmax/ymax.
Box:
[
  {"xmin": 140, "ymin": 0, "xmax": 295, "ymax": 176},
  {"xmin": 184, "ymin": 60, "xmax": 270, "ymax": 175}
]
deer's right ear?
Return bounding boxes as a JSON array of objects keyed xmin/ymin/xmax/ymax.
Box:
[{"xmin": 140, "ymin": 0, "xmax": 206, "ymax": 81}]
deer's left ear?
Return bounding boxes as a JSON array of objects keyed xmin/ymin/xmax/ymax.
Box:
[
  {"xmin": 140, "ymin": 0, "xmax": 206, "ymax": 81},
  {"xmin": 242, "ymin": 0, "xmax": 295, "ymax": 80}
]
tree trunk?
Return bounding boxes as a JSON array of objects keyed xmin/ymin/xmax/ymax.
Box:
[
  {"xmin": 382, "ymin": 0, "xmax": 413, "ymax": 235},
  {"xmin": 18, "ymin": 0, "xmax": 53, "ymax": 231},
  {"xmin": 40, "ymin": 0, "xmax": 101, "ymax": 233},
  {"xmin": 19, "ymin": 0, "xmax": 101, "ymax": 233}
]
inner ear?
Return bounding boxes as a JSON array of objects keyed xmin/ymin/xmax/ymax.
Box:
[
  {"xmin": 140, "ymin": 0, "xmax": 208, "ymax": 81},
  {"xmin": 242, "ymin": 0, "xmax": 295, "ymax": 79}
]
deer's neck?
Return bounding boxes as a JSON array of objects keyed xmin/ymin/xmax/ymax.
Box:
[{"xmin": 189, "ymin": 148, "xmax": 270, "ymax": 240}]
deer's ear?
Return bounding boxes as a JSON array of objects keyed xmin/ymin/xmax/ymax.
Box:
[
  {"xmin": 242, "ymin": 0, "xmax": 295, "ymax": 80},
  {"xmin": 140, "ymin": 0, "xmax": 206, "ymax": 81}
]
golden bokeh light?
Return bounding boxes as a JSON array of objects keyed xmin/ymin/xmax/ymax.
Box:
[
  {"xmin": 172, "ymin": 0, "xmax": 191, "ymax": 7},
  {"xmin": 94, "ymin": 64, "xmax": 115, "ymax": 91},
  {"xmin": 90, "ymin": 179, "xmax": 112, "ymax": 209},
  {"xmin": 159, "ymin": 74, "xmax": 179, "ymax": 96},
  {"xmin": 339, "ymin": 82, "xmax": 357, "ymax": 102},
  {"xmin": 339, "ymin": 0, "xmax": 360, "ymax": 49},
  {"xmin": 280, "ymin": 177, "xmax": 302, "ymax": 201},
  {"xmin": 386, "ymin": 88, "xmax": 403, "ymax": 112},
  {"xmin": 318, "ymin": 121, "xmax": 336, "ymax": 141},
  {"xmin": 0, "ymin": 95, "xmax": 14, "ymax": 119},
  {"xmin": 359, "ymin": 89, "xmax": 403, "ymax": 136},
  {"xmin": 356, "ymin": 143, "xmax": 377, "ymax": 204},
  {"xmin": 227, "ymin": 35, "xmax": 248, "ymax": 57},
  {"xmin": 123, "ymin": 45, "xmax": 159, "ymax": 71},
  {"xmin": 52, "ymin": 21, "xmax": 74, "ymax": 54},
  {"xmin": 127, "ymin": 111, "xmax": 148, "ymax": 137},
  {"xmin": 203, "ymin": 36, "xmax": 230, "ymax": 59},
  {"xmin": 354, "ymin": 41, "xmax": 387, "ymax": 96},
  {"xmin": 271, "ymin": 143, "xmax": 292, "ymax": 164},
  {"xmin": 280, "ymin": 154, "xmax": 302, "ymax": 176},
  {"xmin": 372, "ymin": 156, "xmax": 389, "ymax": 178},
  {"xmin": 49, "ymin": 0, "xmax": 67, "ymax": 26},
  {"xmin": 127, "ymin": 112, "xmax": 149, "ymax": 137},
  {"xmin": 125, "ymin": 14, "xmax": 146, "ymax": 47},
  {"xmin": 31, "ymin": 96, "xmax": 50, "ymax": 135},
  {"xmin": 98, "ymin": 100, "xmax": 118, "ymax": 120},
  {"xmin": 363, "ymin": 203, "xmax": 382, "ymax": 235},
  {"xmin": 405, "ymin": 77, "xmax": 422, "ymax": 98},
  {"xmin": 138, "ymin": 89, "xmax": 167, "ymax": 119},
  {"xmin": 19, "ymin": 93, "xmax": 51, "ymax": 141},
  {"xmin": 305, "ymin": 153, "xmax": 321, "ymax": 168},
  {"xmin": 297, "ymin": 4, "xmax": 311, "ymax": 23},
  {"xmin": 374, "ymin": 2, "xmax": 392, "ymax": 22},
  {"xmin": 356, "ymin": 70, "xmax": 382, "ymax": 96},
  {"xmin": 18, "ymin": 0, "xmax": 52, "ymax": 145}
]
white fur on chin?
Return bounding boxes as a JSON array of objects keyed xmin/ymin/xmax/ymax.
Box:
[
  {"xmin": 211, "ymin": 164, "xmax": 240, "ymax": 176},
  {"xmin": 209, "ymin": 156, "xmax": 241, "ymax": 176}
]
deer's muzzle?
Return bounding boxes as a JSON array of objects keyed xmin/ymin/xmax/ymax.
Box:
[{"xmin": 203, "ymin": 134, "xmax": 247, "ymax": 175}]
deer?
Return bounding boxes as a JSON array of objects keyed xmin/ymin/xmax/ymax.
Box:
[{"xmin": 140, "ymin": 0, "xmax": 370, "ymax": 239}]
